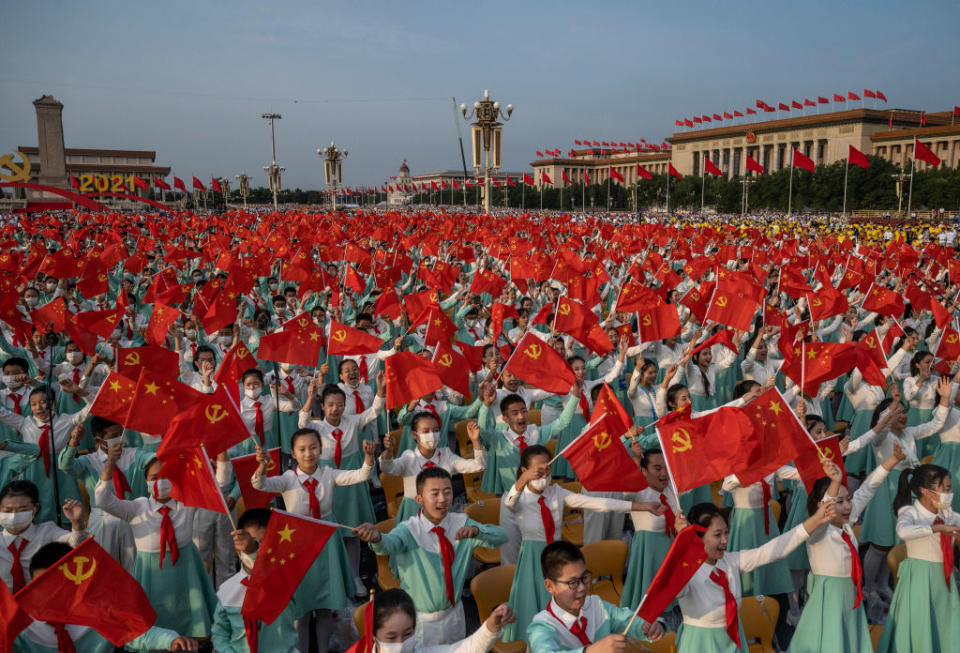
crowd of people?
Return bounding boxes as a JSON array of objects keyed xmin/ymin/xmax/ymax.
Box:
[{"xmin": 1, "ymin": 206, "xmax": 959, "ymax": 653}]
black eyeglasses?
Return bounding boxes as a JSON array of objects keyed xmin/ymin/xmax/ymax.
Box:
[{"xmin": 549, "ymin": 572, "xmax": 593, "ymax": 590}]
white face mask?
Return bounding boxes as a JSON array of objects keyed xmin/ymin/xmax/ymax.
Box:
[
  {"xmin": 2, "ymin": 375, "xmax": 22, "ymax": 389},
  {"xmin": 218, "ymin": 335, "xmax": 232, "ymax": 344},
  {"xmin": 67, "ymin": 352, "xmax": 83, "ymax": 364},
  {"xmin": 101, "ymin": 435, "xmax": 124, "ymax": 451},
  {"xmin": 268, "ymin": 283, "xmax": 279, "ymax": 291},
  {"xmin": 24, "ymin": 296, "xmax": 39, "ymax": 307},
  {"xmin": 936, "ymin": 491, "xmax": 954, "ymax": 510},
  {"xmin": 184, "ymin": 329, "xmax": 197, "ymax": 339},
  {"xmin": 0, "ymin": 510, "xmax": 35, "ymax": 532},
  {"xmin": 239, "ymin": 550, "xmax": 258, "ymax": 571},
  {"xmin": 418, "ymin": 431, "xmax": 442, "ymax": 450},
  {"xmin": 377, "ymin": 638, "xmax": 415, "ymax": 653},
  {"xmin": 529, "ymin": 476, "xmax": 550, "ymax": 492},
  {"xmin": 152, "ymin": 478, "xmax": 172, "ymax": 500},
  {"xmin": 245, "ymin": 387, "xmax": 262, "ymax": 400},
  {"xmin": 44, "ymin": 282, "xmax": 57, "ymax": 292}
]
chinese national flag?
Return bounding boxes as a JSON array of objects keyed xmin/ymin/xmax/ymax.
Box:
[
  {"xmin": 89, "ymin": 372, "xmax": 137, "ymax": 423},
  {"xmin": 133, "ymin": 176, "xmax": 149, "ymax": 191},
  {"xmin": 144, "ymin": 303, "xmax": 181, "ymax": 347},
  {"xmin": 489, "ymin": 302, "xmax": 520, "ymax": 343},
  {"xmin": 794, "ymin": 434, "xmax": 847, "ymax": 492},
  {"xmin": 201, "ymin": 288, "xmax": 239, "ymax": 334},
  {"xmin": 173, "ymin": 176, "xmax": 187, "ymax": 192},
  {"xmin": 862, "ymin": 285, "xmax": 906, "ymax": 317},
  {"xmin": 781, "ymin": 342, "xmax": 860, "ymax": 397},
  {"xmin": 126, "ymin": 368, "xmax": 206, "ymax": 435},
  {"xmin": 159, "ymin": 385, "xmax": 249, "ymax": 456},
  {"xmin": 258, "ymin": 316, "xmax": 325, "ymax": 367},
  {"xmin": 214, "ymin": 341, "xmax": 254, "ymax": 405},
  {"xmin": 77, "ymin": 258, "xmax": 109, "ymax": 299},
  {"xmin": 703, "ymin": 157, "xmax": 723, "ymax": 176},
  {"xmin": 344, "ymin": 265, "xmax": 366, "ymax": 294},
  {"xmin": 592, "ymin": 383, "xmax": 633, "ymax": 435},
  {"xmin": 327, "ymin": 319, "xmax": 384, "ymax": 356},
  {"xmin": 737, "ymin": 388, "xmax": 819, "ymax": 486},
  {"xmin": 154, "ymin": 177, "xmax": 171, "ymax": 190},
  {"xmin": 704, "ymin": 278, "xmax": 761, "ymax": 331},
  {"xmin": 792, "ymin": 149, "xmax": 816, "ymax": 172},
  {"xmin": 745, "ymin": 154, "xmax": 765, "ymax": 174},
  {"xmin": 15, "ymin": 538, "xmax": 157, "ymax": 646},
  {"xmin": 469, "ymin": 269, "xmax": 506, "ymax": 297},
  {"xmin": 116, "ymin": 345, "xmax": 180, "ymax": 381},
  {"xmin": 668, "ymin": 163, "xmax": 683, "ymax": 179},
  {"xmin": 241, "ymin": 511, "xmax": 338, "ymax": 624},
  {"xmin": 914, "ymin": 139, "xmax": 941, "ymax": 167},
  {"xmin": 560, "ymin": 413, "xmax": 648, "ymax": 492},
  {"xmin": 504, "ymin": 333, "xmax": 576, "ymax": 395},
  {"xmin": 636, "ymin": 165, "xmax": 652, "ymax": 180},
  {"xmin": 616, "ymin": 281, "xmax": 659, "ymax": 313},
  {"xmin": 431, "ymin": 340, "xmax": 470, "ymax": 397},
  {"xmin": 157, "ymin": 444, "xmax": 229, "ymax": 513},
  {"xmin": 423, "ymin": 306, "xmax": 457, "ymax": 347},
  {"xmin": 192, "ymin": 176, "xmax": 206, "ymax": 191},
  {"xmin": 231, "ymin": 448, "xmax": 281, "ymax": 510},
  {"xmin": 455, "ymin": 340, "xmax": 484, "ymax": 372},
  {"xmin": 1, "ymin": 580, "xmax": 30, "ymax": 653},
  {"xmin": 30, "ymin": 297, "xmax": 68, "ymax": 333},
  {"xmin": 881, "ymin": 319, "xmax": 905, "ymax": 354},
  {"xmin": 848, "ymin": 145, "xmax": 870, "ymax": 169},
  {"xmin": 635, "ymin": 525, "xmax": 708, "ymax": 623},
  {"xmin": 384, "ymin": 352, "xmax": 443, "ymax": 410},
  {"xmin": 63, "ymin": 313, "xmax": 99, "ymax": 358},
  {"xmin": 637, "ymin": 299, "xmax": 682, "ymax": 343}
]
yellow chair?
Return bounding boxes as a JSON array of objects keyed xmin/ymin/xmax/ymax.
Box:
[
  {"xmin": 559, "ymin": 481, "xmax": 583, "ymax": 494},
  {"xmin": 374, "ymin": 519, "xmax": 401, "ymax": 590},
  {"xmin": 887, "ymin": 544, "xmax": 907, "ymax": 589},
  {"xmin": 562, "ymin": 506, "xmax": 584, "ymax": 546},
  {"xmin": 869, "ymin": 624, "xmax": 883, "ymax": 650},
  {"xmin": 465, "ymin": 499, "xmax": 502, "ymax": 565},
  {"xmin": 921, "ymin": 454, "xmax": 934, "ymax": 465},
  {"xmin": 353, "ymin": 599, "xmax": 371, "ymax": 634},
  {"xmin": 852, "ymin": 524, "xmax": 862, "ymax": 542},
  {"xmin": 770, "ymin": 499, "xmax": 781, "ymax": 524},
  {"xmin": 544, "ymin": 438, "xmax": 557, "ymax": 458},
  {"xmin": 386, "ymin": 428, "xmax": 401, "ymax": 458},
  {"xmin": 464, "ymin": 471, "xmax": 497, "ymax": 503},
  {"xmin": 454, "ymin": 419, "xmax": 474, "ymax": 458},
  {"xmin": 710, "ymin": 480, "xmax": 724, "ymax": 507},
  {"xmin": 470, "ymin": 565, "xmax": 526, "ymax": 653},
  {"xmin": 741, "ymin": 595, "xmax": 779, "ymax": 653},
  {"xmin": 581, "ymin": 540, "xmax": 628, "ymax": 604},
  {"xmin": 627, "ymin": 632, "xmax": 677, "ymax": 653},
  {"xmin": 528, "ymin": 409, "xmax": 542, "ymax": 426},
  {"xmin": 380, "ymin": 473, "xmax": 404, "ymax": 519}
]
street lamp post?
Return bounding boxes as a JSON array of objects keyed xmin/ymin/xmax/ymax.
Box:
[
  {"xmin": 261, "ymin": 113, "xmax": 283, "ymax": 210},
  {"xmin": 217, "ymin": 177, "xmax": 231, "ymax": 210},
  {"xmin": 460, "ymin": 90, "xmax": 513, "ymax": 214},
  {"xmin": 318, "ymin": 141, "xmax": 348, "ymax": 212},
  {"xmin": 891, "ymin": 170, "xmax": 911, "ymax": 216},
  {"xmin": 235, "ymin": 173, "xmax": 250, "ymax": 210}
]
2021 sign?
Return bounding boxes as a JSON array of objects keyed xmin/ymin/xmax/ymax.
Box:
[{"xmin": 76, "ymin": 174, "xmax": 137, "ymax": 193}]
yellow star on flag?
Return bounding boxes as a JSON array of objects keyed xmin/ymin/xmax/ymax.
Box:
[
  {"xmin": 768, "ymin": 401, "xmax": 782, "ymax": 416},
  {"xmin": 144, "ymin": 381, "xmax": 159, "ymax": 395},
  {"xmin": 277, "ymin": 523, "xmax": 295, "ymax": 543}
]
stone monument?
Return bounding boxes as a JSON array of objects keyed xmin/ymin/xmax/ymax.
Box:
[{"xmin": 33, "ymin": 94, "xmax": 67, "ymax": 189}]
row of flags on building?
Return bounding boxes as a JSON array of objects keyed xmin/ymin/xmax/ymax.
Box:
[{"xmin": 676, "ymin": 90, "xmax": 889, "ymax": 128}]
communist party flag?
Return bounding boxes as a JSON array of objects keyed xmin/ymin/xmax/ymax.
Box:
[
  {"xmin": 504, "ymin": 333, "xmax": 576, "ymax": 395},
  {"xmin": 431, "ymin": 340, "xmax": 470, "ymax": 397},
  {"xmin": 795, "ymin": 434, "xmax": 847, "ymax": 492},
  {"xmin": 89, "ymin": 371, "xmax": 137, "ymax": 423},
  {"xmin": 1, "ymin": 580, "xmax": 30, "ymax": 653},
  {"xmin": 936, "ymin": 327, "xmax": 960, "ymax": 361},
  {"xmin": 156, "ymin": 444, "xmax": 229, "ymax": 514},
  {"xmin": 160, "ymin": 385, "xmax": 249, "ymax": 456},
  {"xmin": 636, "ymin": 298, "xmax": 682, "ymax": 343},
  {"xmin": 230, "ymin": 448, "xmax": 281, "ymax": 510},
  {"xmin": 327, "ymin": 319, "xmax": 384, "ymax": 356},
  {"xmin": 862, "ymin": 284, "xmax": 906, "ymax": 317},
  {"xmin": 384, "ymin": 352, "xmax": 443, "ymax": 410},
  {"xmin": 704, "ymin": 276, "xmax": 762, "ymax": 331},
  {"xmin": 15, "ymin": 538, "xmax": 157, "ymax": 646},
  {"xmin": 855, "ymin": 329, "xmax": 888, "ymax": 385},
  {"xmin": 634, "ymin": 525, "xmax": 708, "ymax": 623},
  {"xmin": 559, "ymin": 413, "xmax": 648, "ymax": 492},
  {"xmin": 144, "ymin": 302, "xmax": 181, "ymax": 347},
  {"xmin": 258, "ymin": 314, "xmax": 325, "ymax": 367},
  {"xmin": 74, "ymin": 304, "xmax": 124, "ymax": 339},
  {"xmin": 215, "ymin": 341, "xmax": 254, "ymax": 405},
  {"xmin": 737, "ymin": 388, "xmax": 819, "ymax": 486},
  {"xmin": 806, "ymin": 286, "xmax": 848, "ymax": 321},
  {"xmin": 126, "ymin": 368, "xmax": 206, "ymax": 435},
  {"xmin": 116, "ymin": 345, "xmax": 180, "ymax": 380},
  {"xmin": 554, "ymin": 296, "xmax": 597, "ymax": 340},
  {"xmin": 241, "ymin": 511, "xmax": 338, "ymax": 624}
]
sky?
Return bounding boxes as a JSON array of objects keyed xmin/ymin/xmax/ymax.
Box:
[{"xmin": 1, "ymin": 1, "xmax": 957, "ymax": 189}]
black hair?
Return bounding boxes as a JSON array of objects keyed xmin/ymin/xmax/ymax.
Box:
[
  {"xmin": 372, "ymin": 588, "xmax": 417, "ymax": 634},
  {"xmin": 415, "ymin": 466, "xmax": 452, "ymax": 495},
  {"xmin": 90, "ymin": 416, "xmax": 121, "ymax": 437},
  {"xmin": 806, "ymin": 476, "xmax": 836, "ymax": 516},
  {"xmin": 540, "ymin": 540, "xmax": 584, "ymax": 580},
  {"xmin": 410, "ymin": 411, "xmax": 440, "ymax": 433},
  {"xmin": 143, "ymin": 457, "xmax": 160, "ymax": 480},
  {"xmin": 481, "ymin": 344, "xmax": 497, "ymax": 359},
  {"xmin": 733, "ymin": 380, "xmax": 760, "ymax": 400},
  {"xmin": 804, "ymin": 415, "xmax": 826, "ymax": 433},
  {"xmin": 241, "ymin": 368, "xmax": 263, "ymax": 384},
  {"xmin": 640, "ymin": 448, "xmax": 664, "ymax": 469},
  {"xmin": 892, "ymin": 327, "xmax": 917, "ymax": 353},
  {"xmin": 238, "ymin": 507, "xmax": 273, "ymax": 531},
  {"xmin": 691, "ymin": 350, "xmax": 711, "ymax": 397},
  {"xmin": 870, "ymin": 397, "xmax": 904, "ymax": 429},
  {"xmin": 192, "ymin": 345, "xmax": 216, "ymax": 372},
  {"xmin": 666, "ymin": 384, "xmax": 688, "ymax": 411},
  {"xmin": 290, "ymin": 428, "xmax": 321, "ymax": 450},
  {"xmin": 894, "ymin": 463, "xmax": 951, "ymax": 513},
  {"xmin": 355, "ymin": 313, "xmax": 374, "ymax": 326},
  {"xmin": 28, "ymin": 541, "xmax": 73, "ymax": 576},
  {"xmin": 568, "ymin": 355, "xmax": 585, "ymax": 366},
  {"xmin": 253, "ymin": 309, "xmax": 271, "ymax": 330},
  {"xmin": 638, "ymin": 359, "xmax": 657, "ymax": 378},
  {"xmin": 320, "ymin": 383, "xmax": 346, "ymax": 404},
  {"xmin": 909, "ymin": 350, "xmax": 933, "ymax": 377},
  {"xmin": 29, "ymin": 385, "xmax": 52, "ymax": 402},
  {"xmin": 0, "ymin": 479, "xmax": 39, "ymax": 505},
  {"xmin": 337, "ymin": 359, "xmax": 359, "ymax": 377},
  {"xmin": 686, "ymin": 503, "xmax": 728, "ymax": 536},
  {"xmin": 499, "ymin": 393, "xmax": 525, "ymax": 416},
  {"xmin": 516, "ymin": 444, "xmax": 551, "ymax": 479},
  {"xmin": 2, "ymin": 357, "xmax": 30, "ymax": 374}
]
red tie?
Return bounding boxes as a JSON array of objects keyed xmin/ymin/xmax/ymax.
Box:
[
  {"xmin": 7, "ymin": 539, "xmax": 28, "ymax": 592},
  {"xmin": 112, "ymin": 465, "xmax": 132, "ymax": 498},
  {"xmin": 253, "ymin": 401, "xmax": 264, "ymax": 446},
  {"xmin": 240, "ymin": 577, "xmax": 260, "ymax": 652},
  {"xmin": 302, "ymin": 478, "xmax": 322, "ymax": 519},
  {"xmin": 760, "ymin": 479, "xmax": 772, "ymax": 535},
  {"xmin": 515, "ymin": 433, "xmax": 528, "ymax": 450},
  {"xmin": 431, "ymin": 526, "xmax": 457, "ymax": 607},
  {"xmin": 661, "ymin": 494, "xmax": 677, "ymax": 538},
  {"xmin": 71, "ymin": 368, "xmax": 82, "ymax": 403},
  {"xmin": 538, "ymin": 496, "xmax": 556, "ymax": 543},
  {"xmin": 354, "ymin": 390, "xmax": 365, "ymax": 414},
  {"xmin": 285, "ymin": 376, "xmax": 296, "ymax": 395},
  {"xmin": 840, "ymin": 529, "xmax": 863, "ymax": 608},
  {"xmin": 359, "ymin": 356, "xmax": 369, "ymax": 384},
  {"xmin": 37, "ymin": 425, "xmax": 52, "ymax": 476},
  {"xmin": 569, "ymin": 617, "xmax": 591, "ymax": 646},
  {"xmin": 158, "ymin": 505, "xmax": 179, "ymax": 569},
  {"xmin": 933, "ymin": 516, "xmax": 955, "ymax": 589},
  {"xmin": 578, "ymin": 392, "xmax": 590, "ymax": 420},
  {"xmin": 424, "ymin": 461, "xmax": 436, "ymax": 468},
  {"xmin": 190, "ymin": 343, "xmax": 197, "ymax": 358},
  {"xmin": 709, "ymin": 568, "xmax": 741, "ymax": 648},
  {"xmin": 9, "ymin": 393, "xmax": 21, "ymax": 414},
  {"xmin": 331, "ymin": 429, "xmax": 344, "ymax": 468},
  {"xmin": 53, "ymin": 624, "xmax": 78, "ymax": 653}
]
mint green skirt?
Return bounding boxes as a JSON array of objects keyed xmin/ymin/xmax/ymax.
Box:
[
  {"xmin": 679, "ymin": 484, "xmax": 714, "ymax": 514},
  {"xmin": 620, "ymin": 529, "xmax": 672, "ymax": 610},
  {"xmin": 932, "ymin": 441, "xmax": 960, "ymax": 512},
  {"xmin": 133, "ymin": 543, "xmax": 217, "ymax": 637},
  {"xmin": 787, "ymin": 574, "xmax": 871, "ymax": 653},
  {"xmin": 502, "ymin": 539, "xmax": 550, "ymax": 643},
  {"xmin": 550, "ymin": 413, "xmax": 588, "ymax": 479},
  {"xmin": 783, "ymin": 482, "xmax": 810, "ymax": 571},
  {"xmin": 845, "ymin": 409, "xmax": 878, "ymax": 476},
  {"xmin": 677, "ymin": 621, "xmax": 747, "ymax": 653},
  {"xmin": 877, "ymin": 558, "xmax": 960, "ymax": 653},
  {"xmin": 858, "ymin": 469, "xmax": 901, "ymax": 548},
  {"xmin": 727, "ymin": 506, "xmax": 793, "ymax": 596},
  {"xmin": 907, "ymin": 406, "xmax": 938, "ymax": 458}
]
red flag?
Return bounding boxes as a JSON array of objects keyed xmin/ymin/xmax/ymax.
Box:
[
  {"xmin": 144, "ymin": 303, "xmax": 180, "ymax": 347},
  {"xmin": 116, "ymin": 345, "xmax": 180, "ymax": 381},
  {"xmin": 215, "ymin": 341, "xmax": 254, "ymax": 405},
  {"xmin": 431, "ymin": 340, "xmax": 471, "ymax": 397},
  {"xmin": 562, "ymin": 170, "xmax": 572, "ymax": 184},
  {"xmin": 862, "ymin": 285, "xmax": 906, "ymax": 317},
  {"xmin": 192, "ymin": 176, "xmax": 206, "ymax": 191},
  {"xmin": 936, "ymin": 328, "xmax": 960, "ymax": 362},
  {"xmin": 778, "ymin": 102, "xmax": 790, "ymax": 112},
  {"xmin": 327, "ymin": 319, "xmax": 384, "ymax": 356},
  {"xmin": 31, "ymin": 297, "xmax": 68, "ymax": 333},
  {"xmin": 0, "ymin": 580, "xmax": 30, "ymax": 653},
  {"xmin": 258, "ymin": 318, "xmax": 325, "ymax": 367},
  {"xmin": 704, "ymin": 278, "xmax": 761, "ymax": 331},
  {"xmin": 592, "ymin": 383, "xmax": 633, "ymax": 435},
  {"xmin": 384, "ymin": 352, "xmax": 443, "ymax": 410},
  {"xmin": 847, "ymin": 91, "xmax": 860, "ymax": 101},
  {"xmin": 504, "ymin": 333, "xmax": 576, "ymax": 395},
  {"xmin": 833, "ymin": 93, "xmax": 846, "ymax": 102},
  {"xmin": 584, "ymin": 170, "xmax": 590, "ymax": 185},
  {"xmin": 794, "ymin": 435, "xmax": 847, "ymax": 492},
  {"xmin": 636, "ymin": 165, "xmax": 652, "ymax": 180},
  {"xmin": 637, "ymin": 299, "xmax": 682, "ymax": 343},
  {"xmin": 848, "ymin": 145, "xmax": 870, "ymax": 169},
  {"xmin": 817, "ymin": 96, "xmax": 829, "ymax": 104},
  {"xmin": 159, "ymin": 385, "xmax": 249, "ymax": 456},
  {"xmin": 89, "ymin": 371, "xmax": 137, "ymax": 423},
  {"xmin": 74, "ymin": 305, "xmax": 124, "ymax": 339},
  {"xmin": 931, "ymin": 295, "xmax": 951, "ymax": 329},
  {"xmin": 69, "ymin": 175, "xmax": 80, "ymax": 190},
  {"xmin": 920, "ymin": 111, "xmax": 926, "ymax": 127},
  {"xmin": 792, "ymin": 149, "xmax": 816, "ymax": 172},
  {"xmin": 609, "ymin": 167, "xmax": 625, "ymax": 182},
  {"xmin": 541, "ymin": 171, "xmax": 553, "ymax": 184},
  {"xmin": 703, "ymin": 157, "xmax": 723, "ymax": 176},
  {"xmin": 241, "ymin": 511, "xmax": 338, "ymax": 624},
  {"xmin": 157, "ymin": 444, "xmax": 229, "ymax": 513},
  {"xmin": 211, "ymin": 178, "xmax": 222, "ymax": 193},
  {"xmin": 15, "ymin": 538, "xmax": 157, "ymax": 646},
  {"xmin": 77, "ymin": 258, "xmax": 110, "ymax": 299},
  {"xmin": 791, "ymin": 100, "xmax": 803, "ymax": 110},
  {"xmin": 780, "ymin": 342, "xmax": 860, "ymax": 397},
  {"xmin": 914, "ymin": 139, "xmax": 941, "ymax": 167},
  {"xmin": 668, "ymin": 163, "xmax": 683, "ymax": 179},
  {"xmin": 737, "ymin": 388, "xmax": 819, "ymax": 486},
  {"xmin": 689, "ymin": 329, "xmax": 738, "ymax": 358},
  {"xmin": 231, "ymin": 448, "xmax": 281, "ymax": 510},
  {"xmin": 522, "ymin": 173, "xmax": 535, "ymax": 186},
  {"xmin": 863, "ymin": 89, "xmax": 876, "ymax": 99},
  {"xmin": 126, "ymin": 368, "xmax": 206, "ymax": 435},
  {"xmin": 154, "ymin": 177, "xmax": 171, "ymax": 190},
  {"xmin": 745, "ymin": 155, "xmax": 765, "ymax": 174},
  {"xmin": 877, "ymin": 91, "xmax": 888, "ymax": 102},
  {"xmin": 173, "ymin": 176, "xmax": 187, "ymax": 192},
  {"xmin": 132, "ymin": 176, "xmax": 148, "ymax": 191},
  {"xmin": 561, "ymin": 413, "xmax": 648, "ymax": 492},
  {"xmin": 634, "ymin": 525, "xmax": 708, "ymax": 623}
]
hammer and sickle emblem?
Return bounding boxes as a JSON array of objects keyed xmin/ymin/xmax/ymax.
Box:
[
  {"xmin": 690, "ymin": 292, "xmax": 700, "ymax": 301},
  {"xmin": 948, "ymin": 334, "xmax": 959, "ymax": 344},
  {"xmin": 237, "ymin": 347, "xmax": 248, "ymax": 358},
  {"xmin": 864, "ymin": 336, "xmax": 876, "ymax": 348},
  {"xmin": 0, "ymin": 150, "xmax": 32, "ymax": 182},
  {"xmin": 671, "ymin": 428, "xmax": 692, "ymax": 454},
  {"xmin": 819, "ymin": 446, "xmax": 835, "ymax": 461},
  {"xmin": 98, "ymin": 274, "xmax": 107, "ymax": 282},
  {"xmin": 123, "ymin": 352, "xmax": 140, "ymax": 367},
  {"xmin": 812, "ymin": 297, "xmax": 822, "ymax": 306},
  {"xmin": 592, "ymin": 431, "xmax": 612, "ymax": 452},
  {"xmin": 105, "ymin": 314, "xmax": 118, "ymax": 324},
  {"xmin": 641, "ymin": 314, "xmax": 652, "ymax": 327},
  {"xmin": 438, "ymin": 354, "xmax": 453, "ymax": 368},
  {"xmin": 332, "ymin": 329, "xmax": 347, "ymax": 343},
  {"xmin": 266, "ymin": 456, "xmax": 277, "ymax": 471},
  {"xmin": 205, "ymin": 404, "xmax": 228, "ymax": 424},
  {"xmin": 559, "ymin": 302, "xmax": 571, "ymax": 316},
  {"xmin": 298, "ymin": 318, "xmax": 308, "ymax": 328},
  {"xmin": 524, "ymin": 343, "xmax": 543, "ymax": 360},
  {"xmin": 59, "ymin": 556, "xmax": 96, "ymax": 586},
  {"xmin": 714, "ymin": 296, "xmax": 728, "ymax": 307}
]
